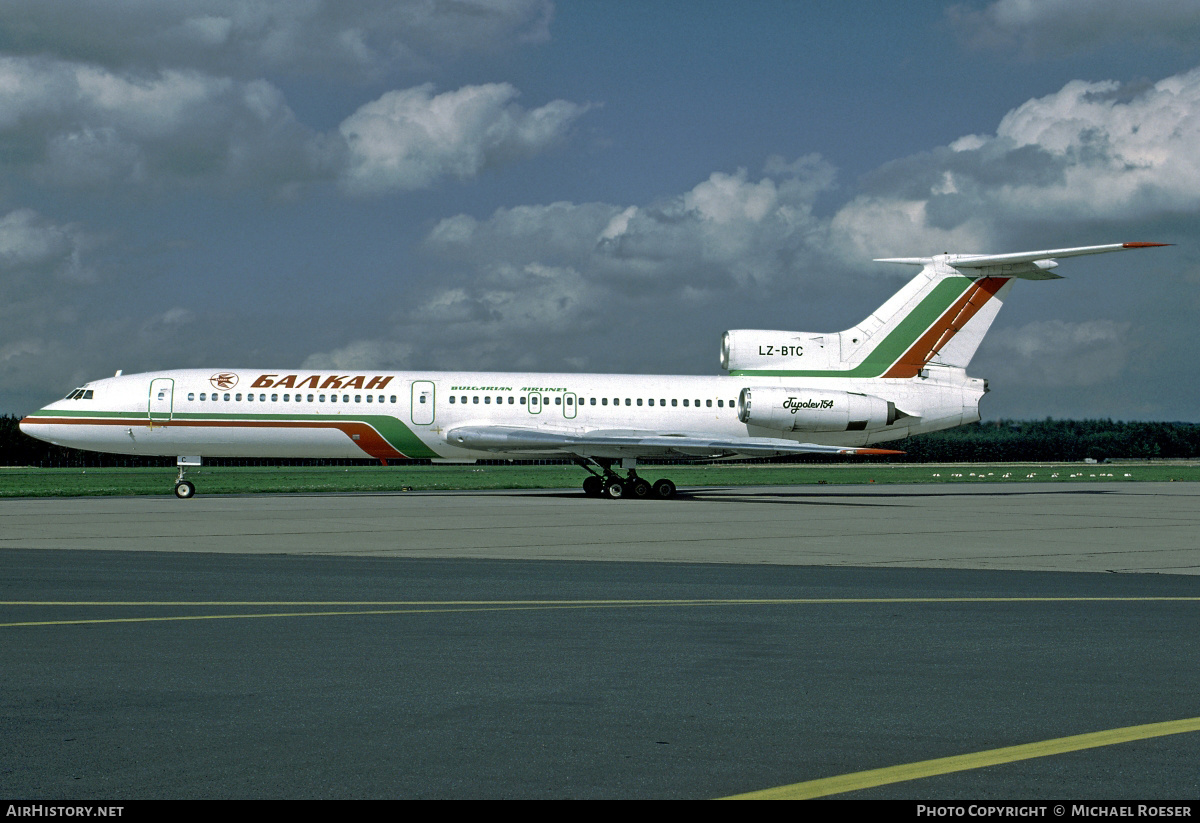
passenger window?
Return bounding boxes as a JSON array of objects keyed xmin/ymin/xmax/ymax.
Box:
[
  {"xmin": 199, "ymin": 393, "xmax": 206, "ymax": 401},
  {"xmin": 271, "ymin": 394, "xmax": 278, "ymax": 402},
  {"xmin": 343, "ymin": 395, "xmax": 349, "ymax": 403},
  {"xmin": 367, "ymin": 395, "xmax": 374, "ymax": 403},
  {"xmin": 602, "ymin": 398, "xmax": 608, "ymax": 406},
  {"xmin": 508, "ymin": 397, "xmax": 514, "ymax": 404},
  {"xmin": 449, "ymin": 396, "xmax": 456, "ymax": 404},
  {"xmin": 520, "ymin": 396, "xmax": 526, "ymax": 405},
  {"xmin": 590, "ymin": 398, "xmax": 596, "ymax": 405},
  {"xmin": 235, "ymin": 393, "xmax": 242, "ymax": 401},
  {"xmin": 672, "ymin": 399, "xmax": 678, "ymax": 407},
  {"xmin": 706, "ymin": 399, "xmax": 712, "ymax": 407},
  {"xmin": 683, "ymin": 399, "xmax": 688, "ymax": 407},
  {"xmin": 555, "ymin": 397, "xmax": 561, "ymax": 405},
  {"xmin": 485, "ymin": 396, "xmax": 491, "ymax": 404},
  {"xmin": 354, "ymin": 395, "xmax": 361, "ymax": 403},
  {"xmin": 530, "ymin": 396, "xmax": 538, "ymax": 405},
  {"xmin": 473, "ymin": 396, "xmax": 479, "ymax": 404},
  {"xmin": 567, "ymin": 397, "xmax": 573, "ymax": 405},
  {"xmin": 624, "ymin": 398, "xmax": 631, "ymax": 406},
  {"xmin": 319, "ymin": 395, "xmax": 325, "ymax": 402},
  {"xmin": 224, "ymin": 393, "xmax": 230, "ymax": 401},
  {"xmin": 647, "ymin": 399, "xmax": 654, "ymax": 406},
  {"xmin": 718, "ymin": 400, "xmax": 724, "ymax": 407},
  {"xmin": 636, "ymin": 398, "xmax": 642, "ymax": 406},
  {"xmin": 379, "ymin": 396, "xmax": 385, "ymax": 403},
  {"xmin": 188, "ymin": 393, "xmax": 195, "ymax": 401},
  {"xmin": 283, "ymin": 394, "xmax": 290, "ymax": 401}
]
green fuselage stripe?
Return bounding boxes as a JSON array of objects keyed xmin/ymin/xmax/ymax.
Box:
[
  {"xmin": 730, "ymin": 277, "xmax": 972, "ymax": 378},
  {"xmin": 22, "ymin": 410, "xmax": 438, "ymax": 459}
]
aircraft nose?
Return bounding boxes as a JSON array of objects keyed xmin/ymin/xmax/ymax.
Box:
[{"xmin": 19, "ymin": 412, "xmax": 43, "ymax": 439}]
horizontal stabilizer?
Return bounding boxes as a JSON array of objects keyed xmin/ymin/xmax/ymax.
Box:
[{"xmin": 876, "ymin": 242, "xmax": 1170, "ymax": 269}]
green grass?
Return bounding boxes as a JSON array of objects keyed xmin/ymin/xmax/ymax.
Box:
[{"xmin": 1, "ymin": 461, "xmax": 1198, "ymax": 498}]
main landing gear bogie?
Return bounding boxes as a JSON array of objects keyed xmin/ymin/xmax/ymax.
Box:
[{"xmin": 580, "ymin": 463, "xmax": 677, "ymax": 501}]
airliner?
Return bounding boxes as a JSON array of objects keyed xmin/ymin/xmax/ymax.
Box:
[{"xmin": 19, "ymin": 242, "xmax": 1167, "ymax": 499}]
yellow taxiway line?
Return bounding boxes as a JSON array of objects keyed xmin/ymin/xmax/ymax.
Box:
[{"xmin": 723, "ymin": 716, "xmax": 1200, "ymax": 799}]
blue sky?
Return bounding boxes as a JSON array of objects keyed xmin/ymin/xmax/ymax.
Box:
[{"xmin": 3, "ymin": 0, "xmax": 1199, "ymax": 421}]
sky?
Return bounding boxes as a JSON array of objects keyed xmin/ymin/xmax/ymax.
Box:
[{"xmin": 2, "ymin": 0, "xmax": 1199, "ymax": 421}]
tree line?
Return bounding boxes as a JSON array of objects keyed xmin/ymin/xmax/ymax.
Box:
[{"xmin": 4, "ymin": 414, "xmax": 1198, "ymax": 468}]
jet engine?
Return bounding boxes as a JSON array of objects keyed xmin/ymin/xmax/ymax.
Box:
[{"xmin": 737, "ymin": 387, "xmax": 901, "ymax": 432}]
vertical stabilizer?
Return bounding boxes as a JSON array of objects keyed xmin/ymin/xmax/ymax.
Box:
[{"xmin": 725, "ymin": 243, "xmax": 1167, "ymax": 378}]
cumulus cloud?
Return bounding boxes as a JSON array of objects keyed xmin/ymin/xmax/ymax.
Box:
[
  {"xmin": 949, "ymin": 0, "xmax": 1200, "ymax": 56},
  {"xmin": 305, "ymin": 156, "xmax": 843, "ymax": 373},
  {"xmin": 0, "ymin": 57, "xmax": 586, "ymax": 195},
  {"xmin": 338, "ymin": 83, "xmax": 587, "ymax": 194},
  {"xmin": 0, "ymin": 208, "xmax": 94, "ymax": 283},
  {"xmin": 977, "ymin": 319, "xmax": 1132, "ymax": 386},
  {"xmin": 301, "ymin": 340, "xmax": 416, "ymax": 371},
  {"xmin": 0, "ymin": 209, "xmax": 103, "ymax": 401},
  {"xmin": 304, "ymin": 54, "xmax": 1200, "ymax": 391},
  {"xmin": 0, "ymin": 0, "xmax": 555, "ymax": 79},
  {"xmin": 830, "ymin": 65, "xmax": 1200, "ymax": 257},
  {"xmin": 0, "ymin": 56, "xmax": 325, "ymax": 191}
]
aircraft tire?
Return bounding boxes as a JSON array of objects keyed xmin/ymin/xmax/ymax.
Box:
[
  {"xmin": 629, "ymin": 478, "xmax": 652, "ymax": 499},
  {"xmin": 174, "ymin": 480, "xmax": 196, "ymax": 499},
  {"xmin": 583, "ymin": 475, "xmax": 603, "ymax": 496},
  {"xmin": 651, "ymin": 478, "xmax": 676, "ymax": 499},
  {"xmin": 604, "ymin": 481, "xmax": 625, "ymax": 499}
]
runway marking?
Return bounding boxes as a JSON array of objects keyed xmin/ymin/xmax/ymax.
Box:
[
  {"xmin": 0, "ymin": 596, "xmax": 1195, "ymax": 627},
  {"xmin": 721, "ymin": 716, "xmax": 1200, "ymax": 799}
]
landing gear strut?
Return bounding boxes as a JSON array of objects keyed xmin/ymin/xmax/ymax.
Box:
[
  {"xmin": 575, "ymin": 458, "xmax": 676, "ymax": 500},
  {"xmin": 174, "ymin": 456, "xmax": 201, "ymax": 499}
]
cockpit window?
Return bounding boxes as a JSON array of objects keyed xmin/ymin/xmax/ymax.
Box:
[{"xmin": 64, "ymin": 388, "xmax": 93, "ymax": 400}]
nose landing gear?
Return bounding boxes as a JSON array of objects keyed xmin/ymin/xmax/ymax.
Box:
[{"xmin": 174, "ymin": 456, "xmax": 202, "ymax": 499}]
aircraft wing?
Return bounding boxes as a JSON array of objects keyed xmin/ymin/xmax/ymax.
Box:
[{"xmin": 445, "ymin": 425, "xmax": 903, "ymax": 459}]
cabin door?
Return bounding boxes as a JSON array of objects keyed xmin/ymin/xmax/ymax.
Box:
[
  {"xmin": 148, "ymin": 378, "xmax": 174, "ymax": 421},
  {"xmin": 411, "ymin": 381, "xmax": 435, "ymax": 425}
]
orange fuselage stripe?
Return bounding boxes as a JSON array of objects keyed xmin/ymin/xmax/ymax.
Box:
[
  {"xmin": 19, "ymin": 416, "xmax": 409, "ymax": 460},
  {"xmin": 882, "ymin": 277, "xmax": 1009, "ymax": 378}
]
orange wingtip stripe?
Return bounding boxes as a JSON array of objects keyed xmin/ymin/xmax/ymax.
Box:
[
  {"xmin": 1122, "ymin": 242, "xmax": 1171, "ymax": 248},
  {"xmin": 842, "ymin": 448, "xmax": 906, "ymax": 455}
]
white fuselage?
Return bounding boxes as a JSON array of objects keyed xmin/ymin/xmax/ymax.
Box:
[{"xmin": 21, "ymin": 367, "xmax": 984, "ymax": 462}]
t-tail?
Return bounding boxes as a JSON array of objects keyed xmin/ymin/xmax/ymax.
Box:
[{"xmin": 721, "ymin": 243, "xmax": 1169, "ymax": 378}]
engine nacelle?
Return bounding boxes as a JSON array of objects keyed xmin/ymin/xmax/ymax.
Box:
[
  {"xmin": 737, "ymin": 387, "xmax": 899, "ymax": 432},
  {"xmin": 721, "ymin": 329, "xmax": 843, "ymax": 371}
]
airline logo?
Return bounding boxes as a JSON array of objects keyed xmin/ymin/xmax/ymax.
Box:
[
  {"xmin": 209, "ymin": 372, "xmax": 239, "ymax": 389},
  {"xmin": 250, "ymin": 373, "xmax": 394, "ymax": 390}
]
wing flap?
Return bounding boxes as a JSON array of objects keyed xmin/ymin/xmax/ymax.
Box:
[{"xmin": 445, "ymin": 426, "xmax": 902, "ymax": 459}]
